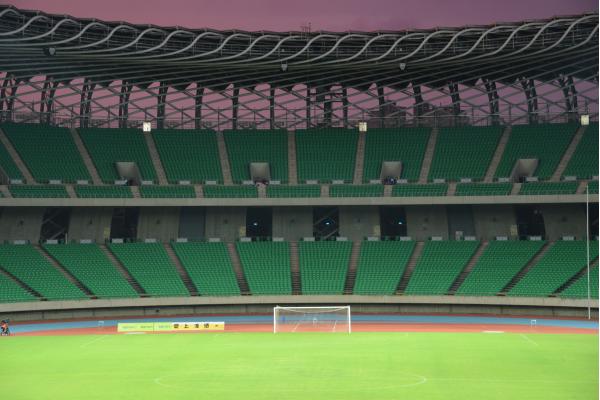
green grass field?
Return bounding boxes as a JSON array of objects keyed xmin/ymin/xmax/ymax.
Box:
[{"xmin": 2, "ymin": 332, "xmax": 598, "ymax": 400}]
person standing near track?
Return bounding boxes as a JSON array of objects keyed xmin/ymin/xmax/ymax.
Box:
[{"xmin": 1, "ymin": 319, "xmax": 10, "ymax": 336}]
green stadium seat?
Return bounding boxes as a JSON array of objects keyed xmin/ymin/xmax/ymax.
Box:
[
  {"xmin": 587, "ymin": 181, "xmax": 598, "ymax": 194},
  {"xmin": 363, "ymin": 128, "xmax": 431, "ymax": 182},
  {"xmin": 139, "ymin": 185, "xmax": 196, "ymax": 198},
  {"xmin": 299, "ymin": 241, "xmax": 351, "ymax": 295},
  {"xmin": 0, "ymin": 137, "xmax": 24, "ymax": 181},
  {"xmin": 203, "ymin": 185, "xmax": 257, "ymax": 198},
  {"xmin": 153, "ymin": 129, "xmax": 223, "ymax": 183},
  {"xmin": 455, "ymin": 183, "xmax": 512, "ymax": 196},
  {"xmin": 267, "ymin": 185, "xmax": 321, "ymax": 198},
  {"xmin": 392, "ymin": 184, "xmax": 448, "ymax": 197},
  {"xmin": 75, "ymin": 185, "xmax": 133, "ymax": 198},
  {"xmin": 0, "ymin": 273, "xmax": 37, "ymax": 302},
  {"xmin": 329, "ymin": 184, "xmax": 384, "ymax": 197},
  {"xmin": 519, "ymin": 181, "xmax": 578, "ymax": 195},
  {"xmin": 296, "ymin": 129, "xmax": 358, "ymax": 182},
  {"xmin": 9, "ymin": 185, "xmax": 69, "ymax": 198},
  {"xmin": 237, "ymin": 241, "xmax": 291, "ymax": 295},
  {"xmin": 563, "ymin": 123, "xmax": 598, "ymax": 179},
  {"xmin": 559, "ymin": 266, "xmax": 599, "ymax": 299}
]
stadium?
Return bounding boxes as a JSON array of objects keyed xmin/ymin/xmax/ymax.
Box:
[{"xmin": 0, "ymin": 2, "xmax": 598, "ymax": 399}]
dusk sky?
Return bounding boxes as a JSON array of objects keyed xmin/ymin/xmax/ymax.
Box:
[{"xmin": 9, "ymin": 0, "xmax": 599, "ymax": 32}]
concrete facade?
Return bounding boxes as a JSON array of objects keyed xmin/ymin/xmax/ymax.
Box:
[
  {"xmin": 68, "ymin": 207, "xmax": 113, "ymax": 242},
  {"xmin": 406, "ymin": 205, "xmax": 449, "ymax": 240},
  {"xmin": 0, "ymin": 207, "xmax": 45, "ymax": 242},
  {"xmin": 136, "ymin": 207, "xmax": 181, "ymax": 241},
  {"xmin": 473, "ymin": 204, "xmax": 518, "ymax": 240},
  {"xmin": 272, "ymin": 206, "xmax": 313, "ymax": 240},
  {"xmin": 204, "ymin": 207, "xmax": 246, "ymax": 241},
  {"xmin": 339, "ymin": 206, "xmax": 380, "ymax": 240},
  {"xmin": 540, "ymin": 204, "xmax": 587, "ymax": 240}
]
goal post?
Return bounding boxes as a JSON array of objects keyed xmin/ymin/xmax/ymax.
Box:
[{"xmin": 273, "ymin": 306, "xmax": 351, "ymax": 333}]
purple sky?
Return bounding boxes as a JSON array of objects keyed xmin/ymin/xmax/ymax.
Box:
[{"xmin": 9, "ymin": 0, "xmax": 598, "ymax": 32}]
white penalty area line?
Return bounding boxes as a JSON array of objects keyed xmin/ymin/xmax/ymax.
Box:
[
  {"xmin": 519, "ymin": 334, "xmax": 539, "ymax": 347},
  {"xmin": 80, "ymin": 334, "xmax": 109, "ymax": 348}
]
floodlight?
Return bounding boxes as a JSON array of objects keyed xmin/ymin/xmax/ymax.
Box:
[
  {"xmin": 358, "ymin": 121, "xmax": 368, "ymax": 133},
  {"xmin": 281, "ymin": 63, "xmax": 288, "ymax": 72},
  {"xmin": 142, "ymin": 121, "xmax": 152, "ymax": 132},
  {"xmin": 580, "ymin": 114, "xmax": 589, "ymax": 126},
  {"xmin": 399, "ymin": 63, "xmax": 406, "ymax": 71}
]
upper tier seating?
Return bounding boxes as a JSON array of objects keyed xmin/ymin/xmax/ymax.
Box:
[
  {"xmin": 429, "ymin": 126, "xmax": 503, "ymax": 181},
  {"xmin": 224, "ymin": 130, "xmax": 288, "ymax": 183},
  {"xmin": 519, "ymin": 181, "xmax": 578, "ymax": 195},
  {"xmin": 363, "ymin": 128, "xmax": 431, "ymax": 182},
  {"xmin": 10, "ymin": 185, "xmax": 69, "ymax": 198},
  {"xmin": 153, "ymin": 129, "xmax": 222, "ymax": 183},
  {"xmin": 508, "ymin": 241, "xmax": 599, "ymax": 297},
  {"xmin": 392, "ymin": 183, "xmax": 448, "ymax": 197},
  {"xmin": 0, "ymin": 244, "xmax": 86, "ymax": 300},
  {"xmin": 353, "ymin": 240, "xmax": 415, "ymax": 295},
  {"xmin": 75, "ymin": 185, "xmax": 132, "ymax": 198},
  {"xmin": 455, "ymin": 183, "xmax": 513, "ymax": 196},
  {"xmin": 108, "ymin": 243, "xmax": 188, "ymax": 297},
  {"xmin": 237, "ymin": 241, "xmax": 291, "ymax": 295},
  {"xmin": 172, "ymin": 242, "xmax": 240, "ymax": 296},
  {"xmin": 79, "ymin": 128, "xmax": 157, "ymax": 183},
  {"xmin": 203, "ymin": 185, "xmax": 258, "ymax": 198},
  {"xmin": 139, "ymin": 185, "xmax": 196, "ymax": 198},
  {"xmin": 563, "ymin": 123, "xmax": 599, "ymax": 179},
  {"xmin": 2, "ymin": 123, "xmax": 90, "ymax": 183},
  {"xmin": 404, "ymin": 241, "xmax": 479, "ymax": 295},
  {"xmin": 456, "ymin": 240, "xmax": 544, "ymax": 296},
  {"xmin": 0, "ymin": 139, "xmax": 22, "ymax": 181},
  {"xmin": 267, "ymin": 185, "xmax": 321, "ymax": 198},
  {"xmin": 43, "ymin": 243, "xmax": 138, "ymax": 298},
  {"xmin": 495, "ymin": 123, "xmax": 577, "ymax": 179},
  {"xmin": 296, "ymin": 129, "xmax": 358, "ymax": 183},
  {"xmin": 329, "ymin": 184, "xmax": 384, "ymax": 197},
  {"xmin": 588, "ymin": 180, "xmax": 599, "ymax": 194},
  {"xmin": 299, "ymin": 240, "xmax": 352, "ymax": 295}
]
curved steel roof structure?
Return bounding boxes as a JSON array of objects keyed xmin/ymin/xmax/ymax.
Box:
[{"xmin": 0, "ymin": 5, "xmax": 597, "ymax": 130}]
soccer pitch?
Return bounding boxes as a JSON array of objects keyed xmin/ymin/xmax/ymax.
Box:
[{"xmin": 2, "ymin": 332, "xmax": 597, "ymax": 400}]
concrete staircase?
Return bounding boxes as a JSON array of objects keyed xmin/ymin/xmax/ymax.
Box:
[
  {"xmin": 164, "ymin": 243, "xmax": 198, "ymax": 296},
  {"xmin": 448, "ymin": 241, "xmax": 489, "ymax": 294},
  {"xmin": 484, "ymin": 126, "xmax": 511, "ymax": 182},
  {"xmin": 194, "ymin": 185, "xmax": 204, "ymax": 198},
  {"xmin": 226, "ymin": 243, "xmax": 251, "ymax": 295},
  {"xmin": 396, "ymin": 241, "xmax": 425, "ymax": 294},
  {"xmin": 383, "ymin": 185, "xmax": 393, "ymax": 197},
  {"xmin": 510, "ymin": 182, "xmax": 522, "ymax": 195},
  {"xmin": 0, "ymin": 266, "xmax": 43, "ymax": 299},
  {"xmin": 343, "ymin": 241, "xmax": 362, "ymax": 294},
  {"xmin": 288, "ymin": 131, "xmax": 298, "ymax": 185},
  {"xmin": 418, "ymin": 127, "xmax": 438, "ymax": 183},
  {"xmin": 216, "ymin": 132, "xmax": 233, "ymax": 185},
  {"xmin": 257, "ymin": 185, "xmax": 267, "ymax": 198},
  {"xmin": 290, "ymin": 241, "xmax": 301, "ymax": 295},
  {"xmin": 143, "ymin": 132, "xmax": 168, "ymax": 185},
  {"xmin": 447, "ymin": 182, "xmax": 457, "ymax": 196},
  {"xmin": 99, "ymin": 244, "xmax": 146, "ymax": 296},
  {"xmin": 352, "ymin": 131, "xmax": 366, "ymax": 184},
  {"xmin": 130, "ymin": 186, "xmax": 141, "ymax": 198},
  {"xmin": 320, "ymin": 184, "xmax": 330, "ymax": 197},
  {"xmin": 0, "ymin": 185, "xmax": 12, "ymax": 197},
  {"xmin": 577, "ymin": 180, "xmax": 591, "ymax": 194},
  {"xmin": 0, "ymin": 126, "xmax": 35, "ymax": 183},
  {"xmin": 553, "ymin": 258, "xmax": 599, "ymax": 296},
  {"xmin": 551, "ymin": 125, "xmax": 586, "ymax": 181},
  {"xmin": 65, "ymin": 184, "xmax": 77, "ymax": 198},
  {"xmin": 35, "ymin": 244, "xmax": 95, "ymax": 298},
  {"xmin": 499, "ymin": 241, "xmax": 553, "ymax": 294},
  {"xmin": 70, "ymin": 128, "xmax": 102, "ymax": 185}
]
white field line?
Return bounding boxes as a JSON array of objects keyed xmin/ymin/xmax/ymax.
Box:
[
  {"xmin": 520, "ymin": 334, "xmax": 539, "ymax": 347},
  {"xmin": 80, "ymin": 334, "xmax": 109, "ymax": 348}
]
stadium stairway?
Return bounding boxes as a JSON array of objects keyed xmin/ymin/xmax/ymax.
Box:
[
  {"xmin": 499, "ymin": 241, "xmax": 553, "ymax": 295},
  {"xmin": 288, "ymin": 131, "xmax": 298, "ymax": 185},
  {"xmin": 164, "ymin": 243, "xmax": 198, "ymax": 296},
  {"xmin": 418, "ymin": 127, "xmax": 438, "ymax": 183},
  {"xmin": 577, "ymin": 180, "xmax": 590, "ymax": 194},
  {"xmin": 551, "ymin": 124, "xmax": 587, "ymax": 181},
  {"xmin": 552, "ymin": 258, "xmax": 599, "ymax": 296},
  {"xmin": 483, "ymin": 126, "xmax": 511, "ymax": 182},
  {"xmin": 194, "ymin": 185, "xmax": 203, "ymax": 197},
  {"xmin": 0, "ymin": 126, "xmax": 35, "ymax": 183},
  {"xmin": 71, "ymin": 128, "xmax": 102, "ymax": 185},
  {"xmin": 143, "ymin": 131, "xmax": 168, "ymax": 185},
  {"xmin": 352, "ymin": 131, "xmax": 366, "ymax": 184},
  {"xmin": 216, "ymin": 132, "xmax": 233, "ymax": 185},
  {"xmin": 343, "ymin": 241, "xmax": 362, "ymax": 294},
  {"xmin": 447, "ymin": 241, "xmax": 490, "ymax": 294},
  {"xmin": 130, "ymin": 186, "xmax": 141, "ymax": 198},
  {"xmin": 395, "ymin": 241, "xmax": 425, "ymax": 294},
  {"xmin": 383, "ymin": 184, "xmax": 393, "ymax": 197},
  {"xmin": 34, "ymin": 244, "xmax": 94, "ymax": 298},
  {"xmin": 0, "ymin": 185, "xmax": 11, "ymax": 197},
  {"xmin": 321, "ymin": 184, "xmax": 330, "ymax": 197},
  {"xmin": 226, "ymin": 243, "xmax": 251, "ymax": 295},
  {"xmin": 99, "ymin": 244, "xmax": 146, "ymax": 296},
  {"xmin": 65, "ymin": 184, "xmax": 76, "ymax": 198},
  {"xmin": 0, "ymin": 266, "xmax": 42, "ymax": 299},
  {"xmin": 447, "ymin": 182, "xmax": 457, "ymax": 196},
  {"xmin": 510, "ymin": 182, "xmax": 521, "ymax": 195},
  {"xmin": 290, "ymin": 241, "xmax": 301, "ymax": 295}
]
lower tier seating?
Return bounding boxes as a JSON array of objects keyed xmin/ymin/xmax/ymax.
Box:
[
  {"xmin": 455, "ymin": 183, "xmax": 512, "ymax": 196},
  {"xmin": 392, "ymin": 184, "xmax": 448, "ymax": 197},
  {"xmin": 237, "ymin": 241, "xmax": 291, "ymax": 295},
  {"xmin": 0, "ymin": 273, "xmax": 37, "ymax": 302},
  {"xmin": 299, "ymin": 241, "xmax": 352, "ymax": 295},
  {"xmin": 139, "ymin": 185, "xmax": 196, "ymax": 198},
  {"xmin": 329, "ymin": 184, "xmax": 384, "ymax": 197},
  {"xmin": 559, "ymin": 266, "xmax": 599, "ymax": 299},
  {"xmin": 75, "ymin": 185, "xmax": 132, "ymax": 198},
  {"xmin": 10, "ymin": 185, "xmax": 69, "ymax": 198},
  {"xmin": 203, "ymin": 185, "xmax": 258, "ymax": 198},
  {"xmin": 519, "ymin": 182, "xmax": 578, "ymax": 195},
  {"xmin": 267, "ymin": 185, "xmax": 321, "ymax": 198}
]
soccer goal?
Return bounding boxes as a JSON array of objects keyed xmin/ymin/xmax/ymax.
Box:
[{"xmin": 273, "ymin": 306, "xmax": 351, "ymax": 333}]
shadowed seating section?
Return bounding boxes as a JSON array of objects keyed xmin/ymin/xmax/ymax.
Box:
[
  {"xmin": 588, "ymin": 180, "xmax": 599, "ymax": 194},
  {"xmin": 10, "ymin": 185, "xmax": 69, "ymax": 198},
  {"xmin": 79, "ymin": 128, "xmax": 157, "ymax": 183},
  {"xmin": 1, "ymin": 123, "xmax": 90, "ymax": 183},
  {"xmin": 363, "ymin": 128, "xmax": 431, "ymax": 182},
  {"xmin": 172, "ymin": 242, "xmax": 240, "ymax": 296},
  {"xmin": 560, "ymin": 266, "xmax": 599, "ymax": 299},
  {"xmin": 353, "ymin": 240, "xmax": 415, "ymax": 295},
  {"xmin": 508, "ymin": 241, "xmax": 599, "ymax": 297},
  {"xmin": 108, "ymin": 243, "xmax": 188, "ymax": 297},
  {"xmin": 75, "ymin": 185, "xmax": 133, "ymax": 198},
  {"xmin": 429, "ymin": 126, "xmax": 503, "ymax": 181},
  {"xmin": 43, "ymin": 243, "xmax": 138, "ymax": 298},
  {"xmin": 455, "ymin": 183, "xmax": 513, "ymax": 196},
  {"xmin": 0, "ymin": 136, "xmax": 24, "ymax": 181},
  {"xmin": 456, "ymin": 240, "xmax": 545, "ymax": 296},
  {"xmin": 299, "ymin": 241, "xmax": 352, "ymax": 295},
  {"xmin": 0, "ymin": 245, "xmax": 86, "ymax": 300},
  {"xmin": 139, "ymin": 185, "xmax": 196, "ymax": 198},
  {"xmin": 0, "ymin": 273, "xmax": 37, "ymax": 302},
  {"xmin": 392, "ymin": 183, "xmax": 448, "ymax": 197},
  {"xmin": 153, "ymin": 129, "xmax": 222, "ymax": 183},
  {"xmin": 267, "ymin": 185, "xmax": 321, "ymax": 198},
  {"xmin": 329, "ymin": 184, "xmax": 384, "ymax": 197},
  {"xmin": 563, "ymin": 123, "xmax": 599, "ymax": 179},
  {"xmin": 296, "ymin": 129, "xmax": 358, "ymax": 183},
  {"xmin": 224, "ymin": 130, "xmax": 288, "ymax": 183},
  {"xmin": 405, "ymin": 241, "xmax": 479, "ymax": 295},
  {"xmin": 203, "ymin": 185, "xmax": 257, "ymax": 198},
  {"xmin": 494, "ymin": 123, "xmax": 577, "ymax": 179},
  {"xmin": 237, "ymin": 241, "xmax": 291, "ymax": 295},
  {"xmin": 519, "ymin": 181, "xmax": 578, "ymax": 195}
]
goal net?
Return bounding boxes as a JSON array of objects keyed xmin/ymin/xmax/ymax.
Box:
[{"xmin": 273, "ymin": 306, "xmax": 351, "ymax": 333}]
